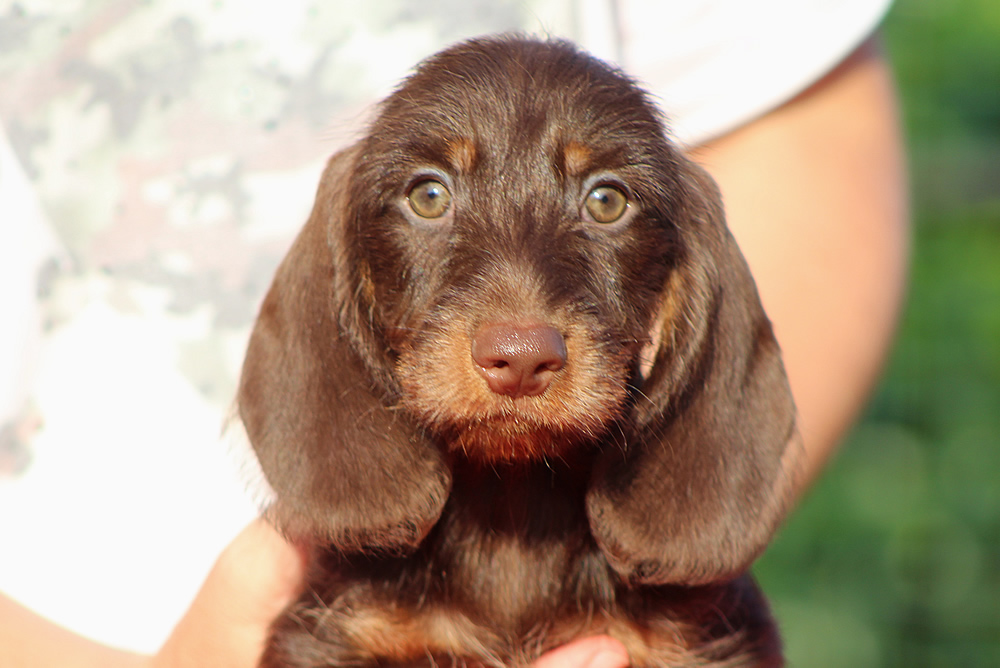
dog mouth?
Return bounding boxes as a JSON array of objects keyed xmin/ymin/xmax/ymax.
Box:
[
  {"xmin": 440, "ymin": 415, "xmax": 591, "ymax": 464},
  {"xmin": 394, "ymin": 312, "xmax": 637, "ymax": 464},
  {"xmin": 405, "ymin": 377, "xmax": 631, "ymax": 465}
]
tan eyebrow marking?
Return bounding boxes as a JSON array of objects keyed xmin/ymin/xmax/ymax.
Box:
[
  {"xmin": 563, "ymin": 141, "xmax": 593, "ymax": 177},
  {"xmin": 446, "ymin": 137, "xmax": 478, "ymax": 173}
]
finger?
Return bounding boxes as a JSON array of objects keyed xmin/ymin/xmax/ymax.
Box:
[
  {"xmin": 154, "ymin": 518, "xmax": 306, "ymax": 668},
  {"xmin": 533, "ymin": 636, "xmax": 630, "ymax": 668}
]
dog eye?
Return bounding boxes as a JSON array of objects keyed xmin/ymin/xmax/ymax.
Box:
[
  {"xmin": 407, "ymin": 179, "xmax": 452, "ymax": 219},
  {"xmin": 584, "ymin": 184, "xmax": 629, "ymax": 223}
]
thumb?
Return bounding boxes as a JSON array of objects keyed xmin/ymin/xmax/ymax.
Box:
[
  {"xmin": 533, "ymin": 636, "xmax": 630, "ymax": 668},
  {"xmin": 154, "ymin": 518, "xmax": 306, "ymax": 668}
]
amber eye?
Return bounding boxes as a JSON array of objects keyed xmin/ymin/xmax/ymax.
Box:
[
  {"xmin": 407, "ymin": 179, "xmax": 452, "ymax": 219},
  {"xmin": 584, "ymin": 184, "xmax": 629, "ymax": 223}
]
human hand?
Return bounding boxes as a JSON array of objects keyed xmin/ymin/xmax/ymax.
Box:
[
  {"xmin": 0, "ymin": 517, "xmax": 305, "ymax": 668},
  {"xmin": 151, "ymin": 519, "xmax": 628, "ymax": 668},
  {"xmin": 151, "ymin": 518, "xmax": 306, "ymax": 668},
  {"xmin": 534, "ymin": 636, "xmax": 630, "ymax": 668}
]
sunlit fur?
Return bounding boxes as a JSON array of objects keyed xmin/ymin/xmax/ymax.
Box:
[
  {"xmin": 238, "ymin": 35, "xmax": 798, "ymax": 668},
  {"xmin": 393, "ymin": 275, "xmax": 636, "ymax": 464}
]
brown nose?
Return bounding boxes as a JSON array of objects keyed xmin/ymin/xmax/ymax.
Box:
[{"xmin": 471, "ymin": 322, "xmax": 567, "ymax": 398}]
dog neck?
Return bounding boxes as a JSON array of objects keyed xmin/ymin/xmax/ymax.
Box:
[{"xmin": 424, "ymin": 454, "xmax": 610, "ymax": 630}]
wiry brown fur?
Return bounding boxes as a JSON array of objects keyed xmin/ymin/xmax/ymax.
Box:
[{"xmin": 237, "ymin": 35, "xmax": 800, "ymax": 667}]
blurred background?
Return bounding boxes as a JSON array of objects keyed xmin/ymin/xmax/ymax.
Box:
[
  {"xmin": 756, "ymin": 0, "xmax": 1000, "ymax": 665},
  {"xmin": 0, "ymin": 0, "xmax": 995, "ymax": 664}
]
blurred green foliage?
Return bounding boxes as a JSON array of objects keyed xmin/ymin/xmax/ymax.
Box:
[{"xmin": 755, "ymin": 1, "xmax": 1000, "ymax": 666}]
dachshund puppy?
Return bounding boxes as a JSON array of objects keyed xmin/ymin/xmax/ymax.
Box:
[{"xmin": 237, "ymin": 35, "xmax": 800, "ymax": 667}]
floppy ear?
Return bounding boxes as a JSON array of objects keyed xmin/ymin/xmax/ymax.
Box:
[
  {"xmin": 587, "ymin": 159, "xmax": 801, "ymax": 586},
  {"xmin": 237, "ymin": 148, "xmax": 451, "ymax": 552}
]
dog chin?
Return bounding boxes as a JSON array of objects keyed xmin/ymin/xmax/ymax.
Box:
[{"xmin": 443, "ymin": 419, "xmax": 589, "ymax": 465}]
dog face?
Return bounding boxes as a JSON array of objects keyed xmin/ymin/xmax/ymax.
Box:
[
  {"xmin": 349, "ymin": 39, "xmax": 687, "ymax": 464},
  {"xmin": 238, "ymin": 36, "xmax": 799, "ymax": 585}
]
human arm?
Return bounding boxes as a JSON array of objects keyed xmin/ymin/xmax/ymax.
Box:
[
  {"xmin": 688, "ymin": 36, "xmax": 909, "ymax": 499},
  {"xmin": 0, "ymin": 518, "xmax": 303, "ymax": 668},
  {"xmin": 0, "ymin": 593, "xmax": 147, "ymax": 668}
]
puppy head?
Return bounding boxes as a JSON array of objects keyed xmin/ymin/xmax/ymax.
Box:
[
  {"xmin": 347, "ymin": 36, "xmax": 688, "ymax": 463},
  {"xmin": 238, "ymin": 36, "xmax": 798, "ymax": 578}
]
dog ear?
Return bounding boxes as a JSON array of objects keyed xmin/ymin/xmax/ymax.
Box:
[
  {"xmin": 237, "ymin": 148, "xmax": 451, "ymax": 553},
  {"xmin": 587, "ymin": 159, "xmax": 801, "ymax": 586}
]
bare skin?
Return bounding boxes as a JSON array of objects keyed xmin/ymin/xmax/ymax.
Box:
[
  {"xmin": 0, "ymin": 520, "xmax": 629, "ymax": 668},
  {"xmin": 0, "ymin": 37, "xmax": 907, "ymax": 668},
  {"xmin": 690, "ymin": 37, "xmax": 909, "ymax": 498}
]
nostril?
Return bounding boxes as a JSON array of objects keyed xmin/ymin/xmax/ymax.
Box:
[{"xmin": 471, "ymin": 322, "xmax": 567, "ymax": 398}]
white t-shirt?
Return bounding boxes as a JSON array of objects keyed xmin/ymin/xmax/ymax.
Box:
[{"xmin": 0, "ymin": 0, "xmax": 890, "ymax": 653}]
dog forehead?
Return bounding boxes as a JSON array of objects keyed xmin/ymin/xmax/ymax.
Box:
[
  {"xmin": 378, "ymin": 37, "xmax": 662, "ymax": 158},
  {"xmin": 357, "ymin": 36, "xmax": 680, "ymax": 237},
  {"xmin": 434, "ymin": 127, "xmax": 599, "ymax": 184}
]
